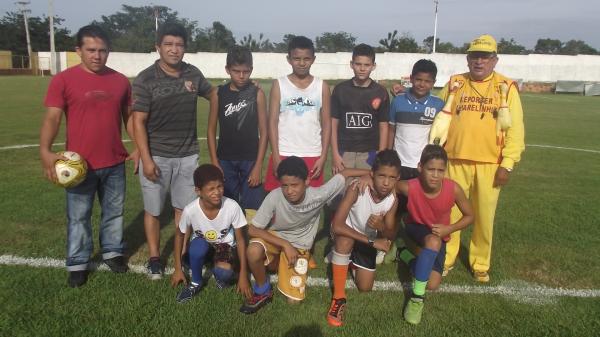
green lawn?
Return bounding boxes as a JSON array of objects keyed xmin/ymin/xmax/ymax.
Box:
[{"xmin": 0, "ymin": 76, "xmax": 599, "ymax": 337}]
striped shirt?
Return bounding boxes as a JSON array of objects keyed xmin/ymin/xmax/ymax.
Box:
[{"xmin": 132, "ymin": 61, "xmax": 212, "ymax": 157}]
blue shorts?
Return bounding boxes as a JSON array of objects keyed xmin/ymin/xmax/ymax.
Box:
[
  {"xmin": 219, "ymin": 160, "xmax": 265, "ymax": 210},
  {"xmin": 405, "ymin": 223, "xmax": 446, "ymax": 274}
]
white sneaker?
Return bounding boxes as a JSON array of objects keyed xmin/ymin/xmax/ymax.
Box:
[{"xmin": 375, "ymin": 250, "xmax": 386, "ymax": 265}]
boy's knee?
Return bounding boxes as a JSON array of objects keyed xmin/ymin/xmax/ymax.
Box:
[
  {"xmin": 357, "ymin": 285, "xmax": 373, "ymax": 293},
  {"xmin": 427, "ymin": 272, "xmax": 442, "ymax": 290},
  {"xmin": 424, "ymin": 235, "xmax": 442, "ymax": 251},
  {"xmin": 426, "ymin": 282, "xmax": 441, "ymax": 291},
  {"xmin": 333, "ymin": 236, "xmax": 354, "ymax": 253},
  {"xmin": 213, "ymin": 266, "xmax": 234, "ymax": 285},
  {"xmin": 247, "ymin": 242, "xmax": 266, "ymax": 263}
]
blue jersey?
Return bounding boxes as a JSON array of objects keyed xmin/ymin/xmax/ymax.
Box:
[{"xmin": 389, "ymin": 91, "xmax": 444, "ymax": 168}]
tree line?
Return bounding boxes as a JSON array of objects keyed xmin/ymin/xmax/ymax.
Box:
[{"xmin": 1, "ymin": 4, "xmax": 598, "ymax": 56}]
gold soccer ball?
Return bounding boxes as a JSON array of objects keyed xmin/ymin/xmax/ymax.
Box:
[{"xmin": 54, "ymin": 151, "xmax": 87, "ymax": 188}]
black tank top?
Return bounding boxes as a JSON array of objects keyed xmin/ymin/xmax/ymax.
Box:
[{"xmin": 217, "ymin": 83, "xmax": 259, "ymax": 160}]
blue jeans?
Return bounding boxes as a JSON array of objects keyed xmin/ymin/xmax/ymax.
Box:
[
  {"xmin": 219, "ymin": 160, "xmax": 265, "ymax": 210},
  {"xmin": 66, "ymin": 163, "xmax": 125, "ymax": 271}
]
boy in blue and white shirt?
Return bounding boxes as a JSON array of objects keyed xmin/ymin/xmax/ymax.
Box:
[{"xmin": 388, "ymin": 59, "xmax": 444, "ymax": 181}]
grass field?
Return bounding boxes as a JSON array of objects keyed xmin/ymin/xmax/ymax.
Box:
[{"xmin": 0, "ymin": 76, "xmax": 599, "ymax": 337}]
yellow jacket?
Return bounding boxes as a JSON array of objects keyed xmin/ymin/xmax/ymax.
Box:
[{"xmin": 438, "ymin": 72, "xmax": 525, "ymax": 169}]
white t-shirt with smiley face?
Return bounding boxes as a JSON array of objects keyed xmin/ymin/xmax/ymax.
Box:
[{"xmin": 179, "ymin": 197, "xmax": 247, "ymax": 247}]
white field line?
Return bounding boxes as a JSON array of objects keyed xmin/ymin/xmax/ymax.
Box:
[
  {"xmin": 2, "ymin": 140, "xmax": 598, "ymax": 155},
  {"xmin": 526, "ymin": 144, "xmax": 600, "ymax": 154},
  {"xmin": 0, "ymin": 138, "xmax": 209, "ymax": 151},
  {"xmin": 2, "ymin": 254, "xmax": 599, "ymax": 299}
]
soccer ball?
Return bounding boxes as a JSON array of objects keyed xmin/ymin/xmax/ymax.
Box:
[{"xmin": 54, "ymin": 151, "xmax": 87, "ymax": 188}]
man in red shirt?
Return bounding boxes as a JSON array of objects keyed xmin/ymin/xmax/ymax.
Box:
[{"xmin": 40, "ymin": 25, "xmax": 136, "ymax": 287}]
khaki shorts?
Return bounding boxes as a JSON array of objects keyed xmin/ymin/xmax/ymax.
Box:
[
  {"xmin": 139, "ymin": 154, "xmax": 198, "ymax": 216},
  {"xmin": 341, "ymin": 151, "xmax": 376, "ymax": 170},
  {"xmin": 249, "ymin": 236, "xmax": 311, "ymax": 301}
]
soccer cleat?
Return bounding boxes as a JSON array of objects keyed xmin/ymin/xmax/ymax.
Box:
[
  {"xmin": 375, "ymin": 250, "xmax": 386, "ymax": 265},
  {"xmin": 383, "ymin": 241, "xmax": 398, "ymax": 264},
  {"xmin": 176, "ymin": 284, "xmax": 201, "ymax": 303},
  {"xmin": 239, "ymin": 290, "xmax": 273, "ymax": 314},
  {"xmin": 404, "ymin": 296, "xmax": 424, "ymax": 325},
  {"xmin": 308, "ymin": 255, "xmax": 318, "ymax": 269},
  {"xmin": 326, "ymin": 297, "xmax": 347, "ymax": 327},
  {"xmin": 146, "ymin": 257, "xmax": 163, "ymax": 280},
  {"xmin": 104, "ymin": 256, "xmax": 128, "ymax": 273},
  {"xmin": 473, "ymin": 270, "xmax": 490, "ymax": 283},
  {"xmin": 442, "ymin": 265, "xmax": 454, "ymax": 277},
  {"xmin": 68, "ymin": 270, "xmax": 88, "ymax": 288}
]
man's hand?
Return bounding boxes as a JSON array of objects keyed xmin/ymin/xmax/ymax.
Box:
[
  {"xmin": 493, "ymin": 167, "xmax": 511, "ymax": 187},
  {"xmin": 237, "ymin": 276, "xmax": 252, "ymax": 299},
  {"xmin": 310, "ymin": 157, "xmax": 325, "ymax": 180},
  {"xmin": 431, "ymin": 224, "xmax": 452, "ymax": 238},
  {"xmin": 283, "ymin": 242, "xmax": 299, "ymax": 266},
  {"xmin": 390, "ymin": 83, "xmax": 406, "ymax": 97},
  {"xmin": 170, "ymin": 268, "xmax": 187, "ymax": 287},
  {"xmin": 272, "ymin": 156, "xmax": 281, "ymax": 178},
  {"xmin": 367, "ymin": 214, "xmax": 385, "ymax": 232},
  {"xmin": 40, "ymin": 150, "xmax": 67, "ymax": 183},
  {"xmin": 142, "ymin": 159, "xmax": 160, "ymax": 182},
  {"xmin": 373, "ymin": 238, "xmax": 391, "ymax": 252},
  {"xmin": 126, "ymin": 149, "xmax": 140, "ymax": 175},
  {"xmin": 353, "ymin": 176, "xmax": 373, "ymax": 194},
  {"xmin": 332, "ymin": 154, "xmax": 345, "ymax": 175},
  {"xmin": 248, "ymin": 164, "xmax": 262, "ymax": 187}
]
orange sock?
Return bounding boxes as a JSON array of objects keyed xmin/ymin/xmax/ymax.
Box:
[{"xmin": 332, "ymin": 263, "xmax": 349, "ymax": 299}]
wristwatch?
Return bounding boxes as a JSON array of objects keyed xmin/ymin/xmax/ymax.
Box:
[
  {"xmin": 504, "ymin": 167, "xmax": 513, "ymax": 173},
  {"xmin": 368, "ymin": 238, "xmax": 375, "ymax": 247}
]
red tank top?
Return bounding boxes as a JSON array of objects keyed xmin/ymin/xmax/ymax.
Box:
[{"xmin": 404, "ymin": 178, "xmax": 455, "ymax": 241}]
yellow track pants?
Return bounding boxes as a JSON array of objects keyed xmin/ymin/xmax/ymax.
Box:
[{"xmin": 445, "ymin": 160, "xmax": 501, "ymax": 273}]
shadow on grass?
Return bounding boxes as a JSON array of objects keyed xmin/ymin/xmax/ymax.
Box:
[
  {"xmin": 91, "ymin": 196, "xmax": 176, "ymax": 267},
  {"xmin": 283, "ymin": 324, "xmax": 323, "ymax": 337},
  {"xmin": 314, "ymin": 205, "xmax": 336, "ymax": 260}
]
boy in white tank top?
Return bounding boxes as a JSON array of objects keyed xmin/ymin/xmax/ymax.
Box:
[
  {"xmin": 326, "ymin": 150, "xmax": 401, "ymax": 327},
  {"xmin": 265, "ymin": 36, "xmax": 331, "ymax": 192}
]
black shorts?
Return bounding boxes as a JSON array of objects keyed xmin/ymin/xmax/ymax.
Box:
[
  {"xmin": 405, "ymin": 223, "xmax": 446, "ymax": 274},
  {"xmin": 350, "ymin": 241, "xmax": 378, "ymax": 271}
]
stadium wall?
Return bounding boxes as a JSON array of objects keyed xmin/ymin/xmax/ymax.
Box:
[{"xmin": 37, "ymin": 51, "xmax": 600, "ymax": 84}]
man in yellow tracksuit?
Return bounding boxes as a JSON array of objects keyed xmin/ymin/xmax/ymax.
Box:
[{"xmin": 437, "ymin": 34, "xmax": 525, "ymax": 282}]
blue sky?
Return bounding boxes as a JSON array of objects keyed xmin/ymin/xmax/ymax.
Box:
[{"xmin": 2, "ymin": 0, "xmax": 599, "ymax": 50}]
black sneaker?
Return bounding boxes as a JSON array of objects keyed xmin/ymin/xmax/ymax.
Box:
[
  {"xmin": 68, "ymin": 270, "xmax": 88, "ymax": 288},
  {"xmin": 239, "ymin": 290, "xmax": 273, "ymax": 314},
  {"xmin": 104, "ymin": 256, "xmax": 128, "ymax": 273},
  {"xmin": 176, "ymin": 284, "xmax": 201, "ymax": 303},
  {"xmin": 146, "ymin": 257, "xmax": 163, "ymax": 280}
]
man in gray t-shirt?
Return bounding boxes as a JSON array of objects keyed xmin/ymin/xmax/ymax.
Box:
[
  {"xmin": 240, "ymin": 156, "xmax": 369, "ymax": 314},
  {"xmin": 132, "ymin": 24, "xmax": 217, "ymax": 280}
]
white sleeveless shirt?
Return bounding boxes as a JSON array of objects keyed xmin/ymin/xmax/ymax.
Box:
[
  {"xmin": 277, "ymin": 75, "xmax": 323, "ymax": 157},
  {"xmin": 346, "ymin": 188, "xmax": 396, "ymax": 236}
]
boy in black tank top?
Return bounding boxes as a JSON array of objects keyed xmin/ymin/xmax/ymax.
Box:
[{"xmin": 207, "ymin": 46, "xmax": 268, "ymax": 222}]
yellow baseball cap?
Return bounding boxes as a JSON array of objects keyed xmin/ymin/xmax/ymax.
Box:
[{"xmin": 467, "ymin": 34, "xmax": 497, "ymax": 53}]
